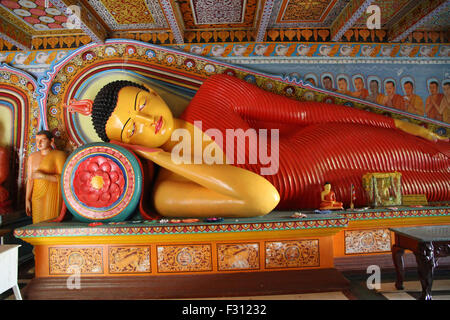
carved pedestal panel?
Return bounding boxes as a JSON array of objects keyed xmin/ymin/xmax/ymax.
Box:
[
  {"xmin": 344, "ymin": 229, "xmax": 391, "ymax": 254},
  {"xmin": 157, "ymin": 244, "xmax": 213, "ymax": 273},
  {"xmin": 49, "ymin": 247, "xmax": 103, "ymax": 275},
  {"xmin": 265, "ymin": 240, "xmax": 320, "ymax": 269},
  {"xmin": 108, "ymin": 246, "xmax": 151, "ymax": 274},
  {"xmin": 217, "ymin": 243, "xmax": 260, "ymax": 271}
]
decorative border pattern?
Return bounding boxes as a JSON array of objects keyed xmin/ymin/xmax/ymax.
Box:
[
  {"xmin": 255, "ymin": 0, "xmax": 275, "ymax": 42},
  {"xmin": 342, "ymin": 208, "xmax": 450, "ymax": 221},
  {"xmin": 180, "ymin": 42, "xmax": 450, "ymax": 59},
  {"xmin": 14, "ymin": 217, "xmax": 349, "ymax": 238},
  {"xmin": 160, "ymin": 0, "xmax": 184, "ymax": 44},
  {"xmin": 17, "ymin": 207, "xmax": 446, "ymax": 240}
]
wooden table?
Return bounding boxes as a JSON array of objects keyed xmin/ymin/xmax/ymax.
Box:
[
  {"xmin": 0, "ymin": 245, "xmax": 22, "ymax": 300},
  {"xmin": 390, "ymin": 225, "xmax": 450, "ymax": 300}
]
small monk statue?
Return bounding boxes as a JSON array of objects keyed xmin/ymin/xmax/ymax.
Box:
[
  {"xmin": 25, "ymin": 130, "xmax": 67, "ymax": 223},
  {"xmin": 319, "ymin": 182, "xmax": 343, "ymax": 210}
]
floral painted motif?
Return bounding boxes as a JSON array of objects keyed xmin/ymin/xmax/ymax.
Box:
[{"xmin": 73, "ymin": 155, "xmax": 125, "ymax": 208}]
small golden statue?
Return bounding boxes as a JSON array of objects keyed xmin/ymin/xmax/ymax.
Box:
[{"xmin": 319, "ymin": 182, "xmax": 343, "ymax": 210}]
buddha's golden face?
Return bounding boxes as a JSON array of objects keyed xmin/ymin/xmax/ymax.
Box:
[{"xmin": 105, "ymin": 86, "xmax": 174, "ymax": 148}]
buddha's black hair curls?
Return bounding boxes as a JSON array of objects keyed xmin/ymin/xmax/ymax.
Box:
[{"xmin": 92, "ymin": 80, "xmax": 147, "ymax": 142}]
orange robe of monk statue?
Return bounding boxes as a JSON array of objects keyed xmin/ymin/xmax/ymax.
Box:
[
  {"xmin": 26, "ymin": 130, "xmax": 67, "ymax": 224},
  {"xmin": 319, "ymin": 182, "xmax": 343, "ymax": 210}
]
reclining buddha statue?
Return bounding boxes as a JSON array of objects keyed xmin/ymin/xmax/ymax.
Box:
[{"xmin": 71, "ymin": 74, "xmax": 448, "ymax": 218}]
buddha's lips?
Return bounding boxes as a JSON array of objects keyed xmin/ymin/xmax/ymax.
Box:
[{"xmin": 155, "ymin": 116, "xmax": 163, "ymax": 134}]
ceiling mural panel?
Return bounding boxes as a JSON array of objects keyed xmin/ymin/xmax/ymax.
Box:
[
  {"xmin": 277, "ymin": 0, "xmax": 338, "ymax": 22},
  {"xmin": 99, "ymin": 0, "xmax": 154, "ymax": 25},
  {"xmin": 192, "ymin": 0, "xmax": 245, "ymax": 25},
  {"xmin": 418, "ymin": 4, "xmax": 450, "ymax": 31},
  {"xmin": 354, "ymin": 0, "xmax": 413, "ymax": 28},
  {"xmin": 269, "ymin": 0, "xmax": 350, "ymax": 28},
  {"xmin": 178, "ymin": 0, "xmax": 258, "ymax": 29},
  {"xmin": 0, "ymin": 0, "xmax": 448, "ymax": 48},
  {"xmin": 86, "ymin": 0, "xmax": 169, "ymax": 30},
  {"xmin": 388, "ymin": 0, "xmax": 448, "ymax": 42},
  {"xmin": 0, "ymin": 0, "xmax": 67, "ymax": 30}
]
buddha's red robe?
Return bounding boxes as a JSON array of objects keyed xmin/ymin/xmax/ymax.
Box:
[{"xmin": 180, "ymin": 74, "xmax": 449, "ymax": 209}]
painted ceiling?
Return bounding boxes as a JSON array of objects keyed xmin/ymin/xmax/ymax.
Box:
[{"xmin": 0, "ymin": 0, "xmax": 449, "ymax": 50}]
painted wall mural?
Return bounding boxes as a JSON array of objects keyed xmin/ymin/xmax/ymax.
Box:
[
  {"xmin": 279, "ymin": 70, "xmax": 449, "ymax": 123},
  {"xmin": 254, "ymin": 63, "xmax": 450, "ymax": 125},
  {"xmin": 2, "ymin": 42, "xmax": 446, "ymax": 129}
]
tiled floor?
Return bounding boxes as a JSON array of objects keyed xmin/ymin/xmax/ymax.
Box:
[{"xmin": 2, "ymin": 260, "xmax": 450, "ymax": 300}]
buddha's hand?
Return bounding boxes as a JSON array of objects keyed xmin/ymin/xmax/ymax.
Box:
[
  {"xmin": 109, "ymin": 140, "xmax": 163, "ymax": 154},
  {"xmin": 394, "ymin": 119, "xmax": 449, "ymax": 143}
]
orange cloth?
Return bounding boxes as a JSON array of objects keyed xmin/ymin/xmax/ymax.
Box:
[{"xmin": 31, "ymin": 150, "xmax": 67, "ymax": 224}]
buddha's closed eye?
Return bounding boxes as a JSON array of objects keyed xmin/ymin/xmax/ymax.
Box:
[{"xmin": 138, "ymin": 98, "xmax": 147, "ymax": 111}]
